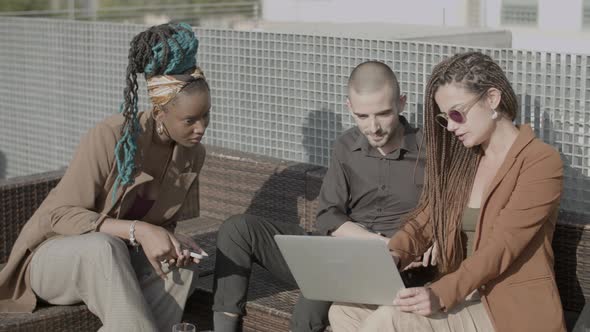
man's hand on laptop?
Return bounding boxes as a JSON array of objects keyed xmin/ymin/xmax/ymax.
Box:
[
  {"xmin": 331, "ymin": 221, "xmax": 389, "ymax": 243},
  {"xmin": 402, "ymin": 242, "xmax": 438, "ymax": 271}
]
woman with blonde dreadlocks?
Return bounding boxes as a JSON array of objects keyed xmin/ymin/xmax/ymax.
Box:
[
  {"xmin": 0, "ymin": 22, "xmax": 210, "ymax": 331},
  {"xmin": 329, "ymin": 51, "xmax": 566, "ymax": 332}
]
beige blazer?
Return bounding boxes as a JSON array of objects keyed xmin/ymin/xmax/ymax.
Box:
[
  {"xmin": 0, "ymin": 111, "xmax": 206, "ymax": 313},
  {"xmin": 389, "ymin": 125, "xmax": 566, "ymax": 332}
]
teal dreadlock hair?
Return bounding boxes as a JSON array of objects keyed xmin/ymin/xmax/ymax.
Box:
[{"xmin": 112, "ymin": 22, "xmax": 199, "ymax": 201}]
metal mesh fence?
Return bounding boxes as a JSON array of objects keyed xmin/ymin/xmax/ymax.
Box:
[{"xmin": 0, "ymin": 17, "xmax": 588, "ymax": 215}]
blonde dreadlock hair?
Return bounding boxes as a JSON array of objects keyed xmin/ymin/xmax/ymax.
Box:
[{"xmin": 405, "ymin": 51, "xmax": 518, "ymax": 274}]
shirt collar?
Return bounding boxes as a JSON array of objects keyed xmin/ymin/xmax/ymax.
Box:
[{"xmin": 351, "ymin": 115, "xmax": 420, "ymax": 159}]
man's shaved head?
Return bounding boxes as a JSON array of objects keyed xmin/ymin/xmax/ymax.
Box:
[
  {"xmin": 348, "ymin": 61, "xmax": 400, "ymax": 99},
  {"xmin": 346, "ymin": 60, "xmax": 406, "ymax": 152}
]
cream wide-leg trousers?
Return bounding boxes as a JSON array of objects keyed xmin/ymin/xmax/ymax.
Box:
[
  {"xmin": 30, "ymin": 232, "xmax": 199, "ymax": 332},
  {"xmin": 329, "ymin": 297, "xmax": 494, "ymax": 332}
]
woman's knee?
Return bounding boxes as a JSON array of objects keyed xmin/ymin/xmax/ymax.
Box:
[
  {"xmin": 329, "ymin": 303, "xmax": 381, "ymax": 331},
  {"xmin": 82, "ymin": 232, "xmax": 129, "ymax": 261},
  {"xmin": 371, "ymin": 305, "xmax": 397, "ymax": 321},
  {"xmin": 358, "ymin": 306, "xmax": 410, "ymax": 332},
  {"xmin": 328, "ymin": 303, "xmax": 347, "ymax": 325}
]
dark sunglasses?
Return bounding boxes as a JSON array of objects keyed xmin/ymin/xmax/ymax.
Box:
[
  {"xmin": 435, "ymin": 109, "xmax": 466, "ymax": 128},
  {"xmin": 434, "ymin": 92, "xmax": 487, "ymax": 129}
]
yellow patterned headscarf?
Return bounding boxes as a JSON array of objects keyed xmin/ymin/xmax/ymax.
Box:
[{"xmin": 147, "ymin": 67, "xmax": 206, "ymax": 107}]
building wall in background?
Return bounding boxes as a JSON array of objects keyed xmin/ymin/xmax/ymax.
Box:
[
  {"xmin": 262, "ymin": 0, "xmax": 590, "ymax": 54},
  {"xmin": 263, "ymin": 0, "xmax": 467, "ymax": 26}
]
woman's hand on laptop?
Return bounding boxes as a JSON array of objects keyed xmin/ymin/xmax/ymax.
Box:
[
  {"xmin": 393, "ymin": 287, "xmax": 443, "ymax": 316},
  {"xmin": 402, "ymin": 242, "xmax": 438, "ymax": 271}
]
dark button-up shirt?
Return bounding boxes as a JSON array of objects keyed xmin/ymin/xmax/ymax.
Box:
[{"xmin": 316, "ymin": 116, "xmax": 425, "ymax": 237}]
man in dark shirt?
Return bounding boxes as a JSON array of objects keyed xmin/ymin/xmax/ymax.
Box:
[
  {"xmin": 317, "ymin": 100, "xmax": 423, "ymax": 238},
  {"xmin": 211, "ymin": 61, "xmax": 427, "ymax": 332}
]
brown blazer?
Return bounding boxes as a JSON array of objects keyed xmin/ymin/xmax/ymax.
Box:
[
  {"xmin": 0, "ymin": 111, "xmax": 206, "ymax": 313},
  {"xmin": 389, "ymin": 125, "xmax": 566, "ymax": 332}
]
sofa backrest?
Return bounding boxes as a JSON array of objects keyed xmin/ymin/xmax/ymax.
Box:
[
  {"xmin": 0, "ymin": 170, "xmax": 64, "ymax": 262},
  {"xmin": 1, "ymin": 146, "xmax": 589, "ymax": 315},
  {"xmin": 197, "ymin": 146, "xmax": 322, "ymax": 231}
]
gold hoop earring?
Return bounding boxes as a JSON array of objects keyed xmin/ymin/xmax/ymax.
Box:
[{"xmin": 152, "ymin": 105, "xmax": 161, "ymax": 118}]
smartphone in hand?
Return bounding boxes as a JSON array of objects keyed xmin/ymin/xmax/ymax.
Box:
[{"xmin": 189, "ymin": 251, "xmax": 209, "ymax": 260}]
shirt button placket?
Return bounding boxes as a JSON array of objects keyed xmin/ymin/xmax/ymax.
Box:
[{"xmin": 376, "ymin": 157, "xmax": 386, "ymax": 215}]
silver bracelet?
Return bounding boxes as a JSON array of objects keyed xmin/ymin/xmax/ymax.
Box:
[{"xmin": 129, "ymin": 220, "xmax": 140, "ymax": 248}]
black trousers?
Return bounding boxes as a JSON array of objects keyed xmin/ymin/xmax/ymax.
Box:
[{"xmin": 212, "ymin": 214, "xmax": 331, "ymax": 332}]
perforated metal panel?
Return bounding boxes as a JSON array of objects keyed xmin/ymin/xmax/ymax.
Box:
[{"xmin": 0, "ymin": 17, "xmax": 588, "ymax": 215}]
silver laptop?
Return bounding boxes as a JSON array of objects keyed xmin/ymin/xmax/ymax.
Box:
[{"xmin": 274, "ymin": 235, "xmax": 405, "ymax": 305}]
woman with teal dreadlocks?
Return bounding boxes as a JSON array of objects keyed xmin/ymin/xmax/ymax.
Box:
[{"xmin": 0, "ymin": 23, "xmax": 210, "ymax": 331}]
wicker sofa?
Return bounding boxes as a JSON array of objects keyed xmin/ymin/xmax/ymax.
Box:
[{"xmin": 0, "ymin": 146, "xmax": 588, "ymax": 331}]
